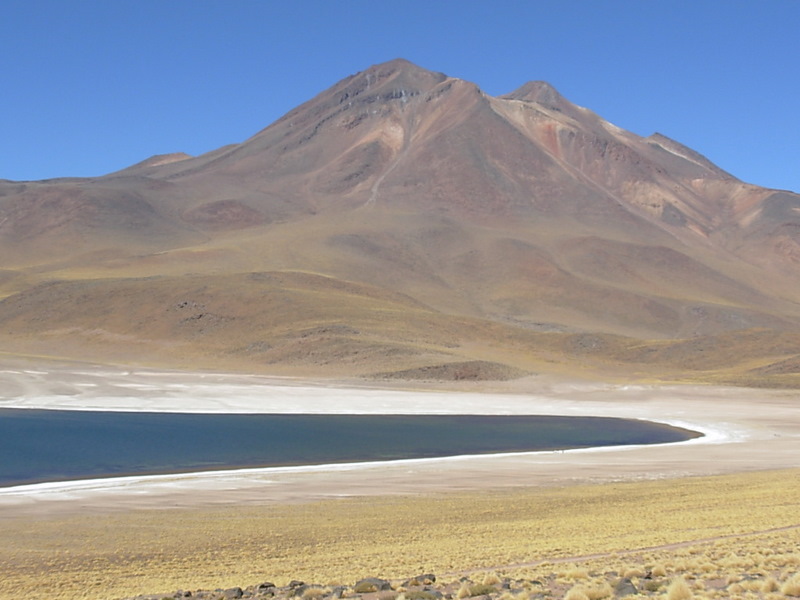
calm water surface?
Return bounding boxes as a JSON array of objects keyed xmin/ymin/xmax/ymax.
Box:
[{"xmin": 0, "ymin": 410, "xmax": 700, "ymax": 487}]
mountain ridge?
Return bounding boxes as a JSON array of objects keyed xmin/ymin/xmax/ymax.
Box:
[{"xmin": 1, "ymin": 59, "xmax": 799, "ymax": 385}]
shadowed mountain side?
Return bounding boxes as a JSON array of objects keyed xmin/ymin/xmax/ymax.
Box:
[
  {"xmin": 0, "ymin": 180, "xmax": 203, "ymax": 266},
  {"xmin": 2, "ymin": 59, "xmax": 800, "ymax": 384},
  {"xmin": 13, "ymin": 205, "xmax": 794, "ymax": 341},
  {"xmin": 1, "ymin": 272, "xmax": 799, "ymax": 386},
  {"xmin": 0, "ymin": 272, "xmax": 461, "ymax": 375}
]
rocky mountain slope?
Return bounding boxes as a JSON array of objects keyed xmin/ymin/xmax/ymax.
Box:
[{"xmin": 1, "ymin": 59, "xmax": 799, "ymax": 384}]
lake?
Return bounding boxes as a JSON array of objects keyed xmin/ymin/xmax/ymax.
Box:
[{"xmin": 0, "ymin": 410, "xmax": 700, "ymax": 487}]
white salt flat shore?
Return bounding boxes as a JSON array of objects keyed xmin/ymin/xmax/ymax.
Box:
[{"xmin": 0, "ymin": 362, "xmax": 798, "ymax": 517}]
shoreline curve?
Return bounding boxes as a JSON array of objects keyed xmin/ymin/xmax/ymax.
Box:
[{"xmin": 0, "ymin": 364, "xmax": 798, "ymax": 516}]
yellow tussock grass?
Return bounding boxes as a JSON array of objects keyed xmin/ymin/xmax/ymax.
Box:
[
  {"xmin": 666, "ymin": 577, "xmax": 693, "ymax": 600},
  {"xmin": 782, "ymin": 574, "xmax": 800, "ymax": 597}
]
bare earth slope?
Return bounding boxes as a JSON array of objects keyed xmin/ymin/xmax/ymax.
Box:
[{"xmin": 2, "ymin": 59, "xmax": 800, "ymax": 385}]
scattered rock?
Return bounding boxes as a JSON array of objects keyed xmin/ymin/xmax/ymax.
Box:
[
  {"xmin": 614, "ymin": 577, "xmax": 638, "ymax": 597},
  {"xmin": 353, "ymin": 577, "xmax": 392, "ymax": 593},
  {"xmin": 402, "ymin": 574, "xmax": 436, "ymax": 587}
]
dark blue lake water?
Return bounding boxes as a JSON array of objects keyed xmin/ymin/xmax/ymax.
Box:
[{"xmin": 0, "ymin": 410, "xmax": 700, "ymax": 487}]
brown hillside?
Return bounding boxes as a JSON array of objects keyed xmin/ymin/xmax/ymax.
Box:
[{"xmin": 1, "ymin": 59, "xmax": 799, "ymax": 385}]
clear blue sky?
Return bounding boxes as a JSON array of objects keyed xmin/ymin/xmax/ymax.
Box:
[{"xmin": 2, "ymin": 0, "xmax": 798, "ymax": 192}]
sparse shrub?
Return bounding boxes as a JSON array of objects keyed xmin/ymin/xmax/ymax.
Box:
[
  {"xmin": 583, "ymin": 582, "xmax": 612, "ymax": 600},
  {"xmin": 651, "ymin": 564, "xmax": 668, "ymax": 577},
  {"xmin": 672, "ymin": 560, "xmax": 688, "ymax": 572},
  {"xmin": 622, "ymin": 568, "xmax": 645, "ymax": 579},
  {"xmin": 727, "ymin": 583, "xmax": 744, "ymax": 594},
  {"xmin": 562, "ymin": 566, "xmax": 589, "ymax": 580},
  {"xmin": 302, "ymin": 587, "xmax": 329, "ymax": 600},
  {"xmin": 665, "ymin": 577, "xmax": 693, "ymax": 600},
  {"xmin": 456, "ymin": 583, "xmax": 471, "ymax": 599},
  {"xmin": 782, "ymin": 574, "xmax": 800, "ymax": 597},
  {"xmin": 563, "ymin": 586, "xmax": 589, "ymax": 600},
  {"xmin": 469, "ymin": 583, "xmax": 497, "ymax": 597},
  {"xmin": 761, "ymin": 577, "xmax": 780, "ymax": 593},
  {"xmin": 482, "ymin": 573, "xmax": 502, "ymax": 586},
  {"xmin": 698, "ymin": 562, "xmax": 717, "ymax": 574}
]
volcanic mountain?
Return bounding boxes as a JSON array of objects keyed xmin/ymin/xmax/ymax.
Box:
[{"xmin": 2, "ymin": 59, "xmax": 800, "ymax": 385}]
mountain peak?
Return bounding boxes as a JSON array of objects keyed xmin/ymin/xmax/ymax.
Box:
[
  {"xmin": 368, "ymin": 57, "xmax": 428, "ymax": 72},
  {"xmin": 502, "ymin": 81, "xmax": 567, "ymax": 107},
  {"xmin": 340, "ymin": 58, "xmax": 449, "ymax": 99}
]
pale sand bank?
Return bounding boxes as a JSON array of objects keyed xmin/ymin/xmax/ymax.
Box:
[{"xmin": 0, "ymin": 362, "xmax": 798, "ymax": 517}]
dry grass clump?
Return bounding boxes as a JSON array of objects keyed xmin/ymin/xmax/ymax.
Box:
[
  {"xmin": 301, "ymin": 586, "xmax": 330, "ymax": 600},
  {"xmin": 563, "ymin": 586, "xmax": 590, "ymax": 600},
  {"xmin": 560, "ymin": 565, "xmax": 590, "ymax": 580},
  {"xmin": 651, "ymin": 564, "xmax": 668, "ymax": 577},
  {"xmin": 697, "ymin": 562, "xmax": 717, "ymax": 574},
  {"xmin": 726, "ymin": 582, "xmax": 745, "ymax": 595},
  {"xmin": 497, "ymin": 590, "xmax": 531, "ymax": 600},
  {"xmin": 665, "ymin": 576, "xmax": 693, "ymax": 600},
  {"xmin": 467, "ymin": 583, "xmax": 498, "ymax": 596},
  {"xmin": 782, "ymin": 574, "xmax": 800, "ymax": 597},
  {"xmin": 582, "ymin": 581, "xmax": 613, "ymax": 599},
  {"xmin": 761, "ymin": 577, "xmax": 780, "ymax": 593},
  {"xmin": 621, "ymin": 567, "xmax": 646, "ymax": 578},
  {"xmin": 737, "ymin": 578, "xmax": 769, "ymax": 593}
]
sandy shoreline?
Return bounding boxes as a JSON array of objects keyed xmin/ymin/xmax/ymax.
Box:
[{"xmin": 1, "ymin": 361, "xmax": 798, "ymax": 517}]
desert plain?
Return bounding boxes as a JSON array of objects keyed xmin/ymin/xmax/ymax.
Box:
[{"xmin": 0, "ymin": 357, "xmax": 798, "ymax": 600}]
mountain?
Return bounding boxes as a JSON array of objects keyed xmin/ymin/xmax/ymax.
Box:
[{"xmin": 2, "ymin": 59, "xmax": 800, "ymax": 385}]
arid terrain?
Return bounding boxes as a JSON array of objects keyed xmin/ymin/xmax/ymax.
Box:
[
  {"xmin": 0, "ymin": 60, "xmax": 799, "ymax": 600},
  {"xmin": 1, "ymin": 59, "xmax": 800, "ymax": 386}
]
